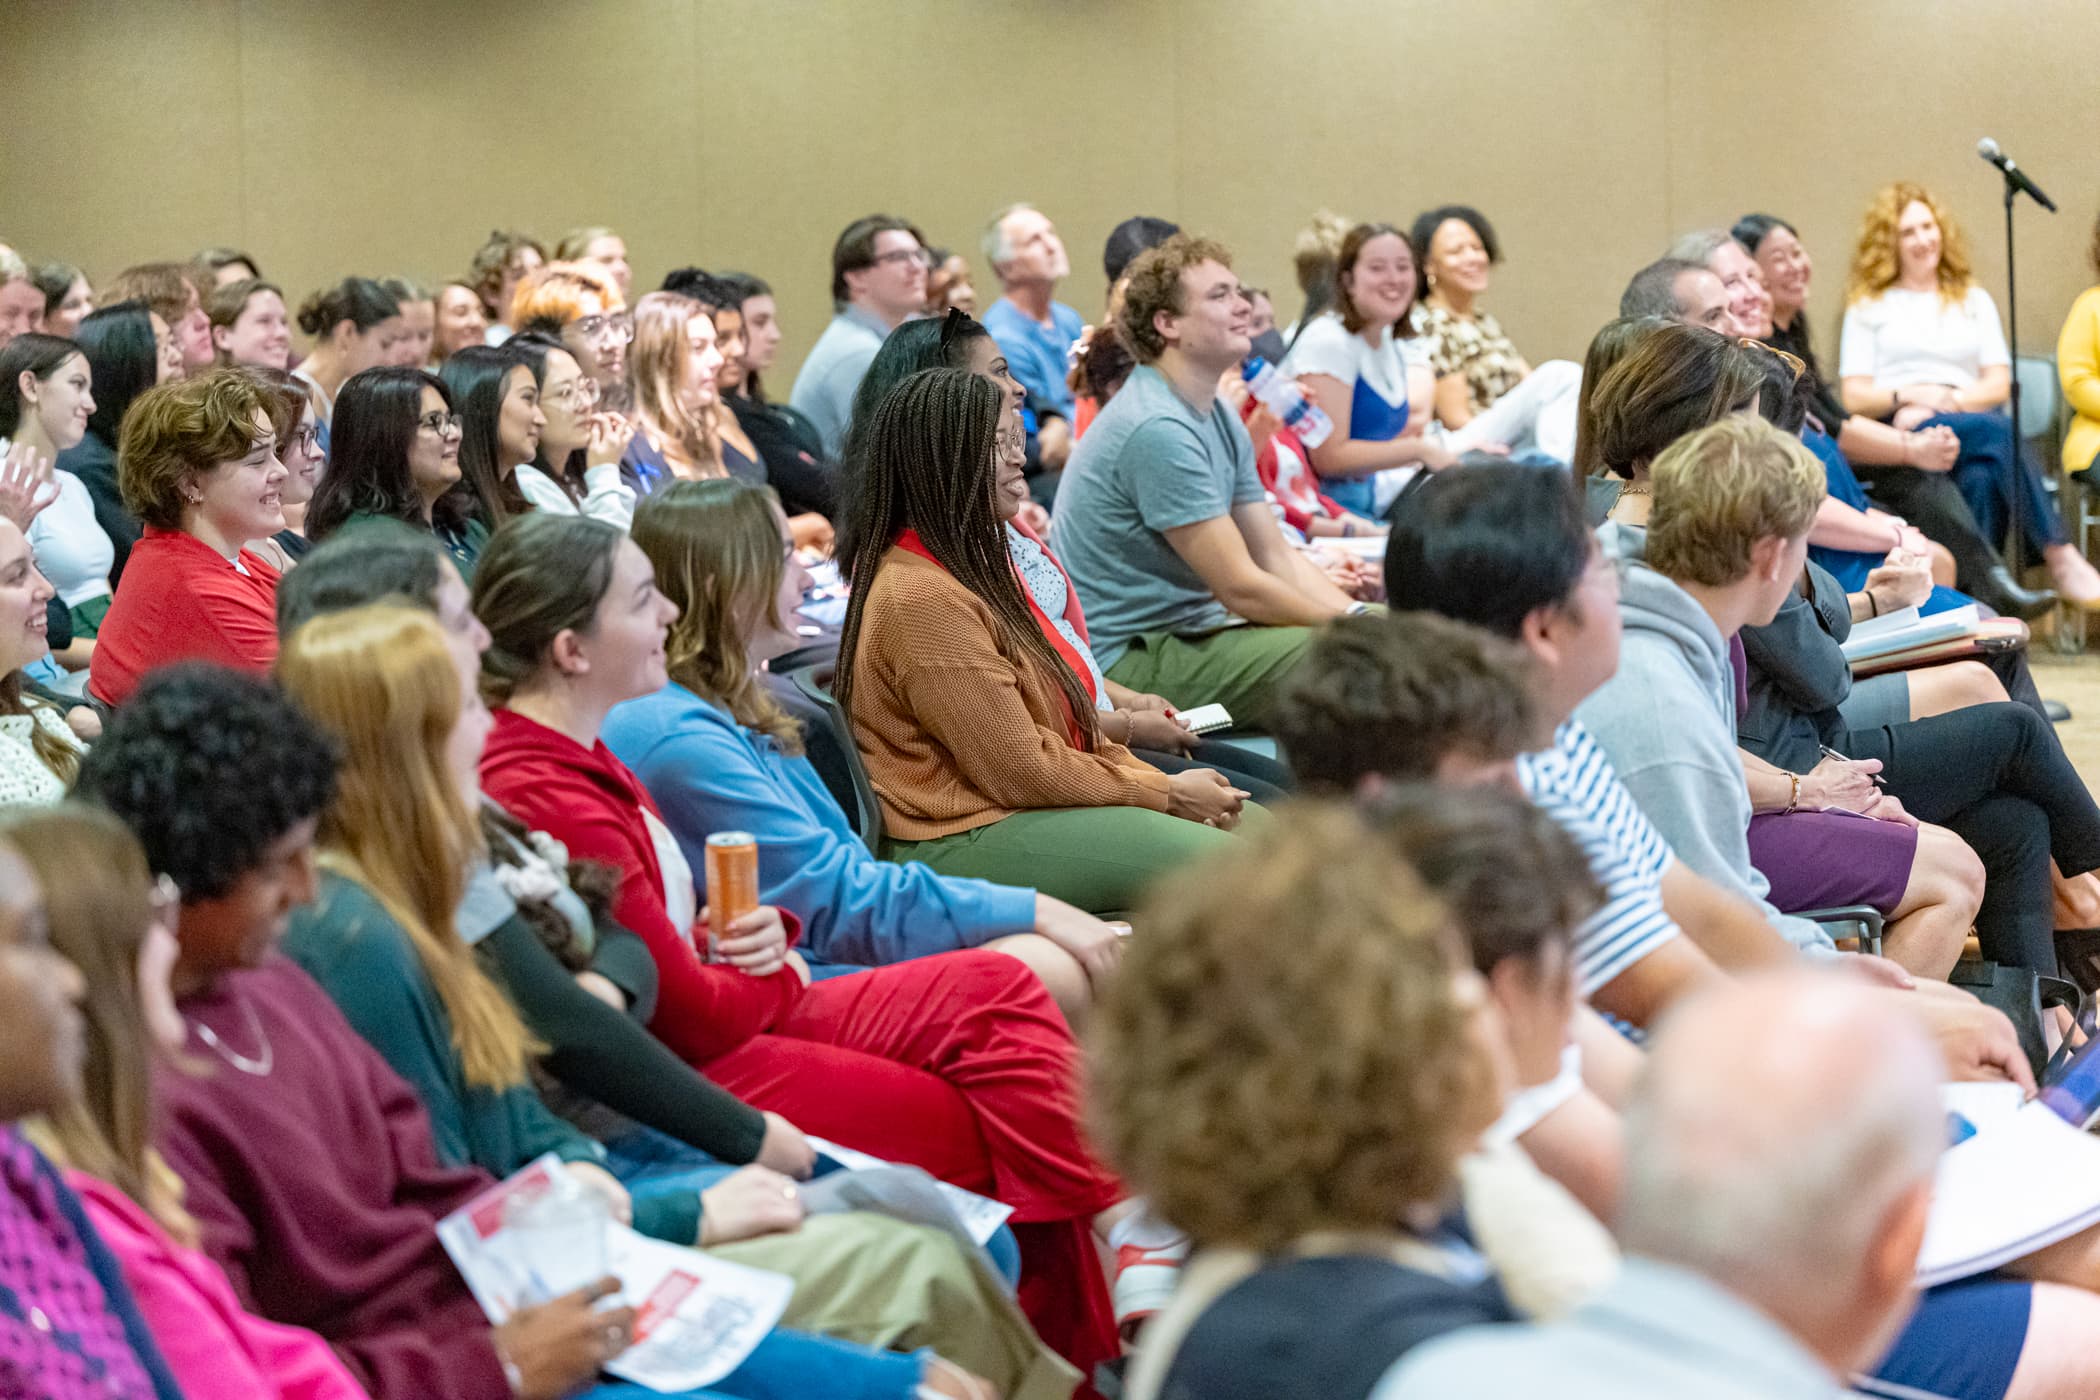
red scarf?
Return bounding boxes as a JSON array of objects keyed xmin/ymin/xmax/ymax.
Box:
[{"xmin": 893, "ymin": 528, "xmax": 1094, "ymax": 748}]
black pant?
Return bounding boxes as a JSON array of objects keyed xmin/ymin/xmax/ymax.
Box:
[
  {"xmin": 1854, "ymin": 465, "xmax": 2008, "ymax": 590},
  {"xmin": 1136, "ymin": 738, "xmax": 1294, "ymax": 805},
  {"xmin": 1838, "ymin": 702, "xmax": 2100, "ymax": 974}
]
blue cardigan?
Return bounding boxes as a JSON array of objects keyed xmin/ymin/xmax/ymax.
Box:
[{"xmin": 604, "ymin": 682, "xmax": 1037, "ymax": 971}]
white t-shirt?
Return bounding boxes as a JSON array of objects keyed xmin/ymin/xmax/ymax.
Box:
[
  {"xmin": 1837, "ymin": 284, "xmax": 2009, "ymax": 391},
  {"xmin": 1281, "ymin": 312, "xmax": 1410, "ymax": 417},
  {"xmin": 25, "ymin": 470, "xmax": 114, "ymax": 609}
]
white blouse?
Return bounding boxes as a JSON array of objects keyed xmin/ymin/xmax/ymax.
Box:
[
  {"xmin": 1838, "ymin": 285, "xmax": 2010, "ymax": 392},
  {"xmin": 27, "ymin": 470, "xmax": 115, "ymax": 609}
]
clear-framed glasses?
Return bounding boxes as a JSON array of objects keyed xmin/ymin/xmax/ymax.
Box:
[
  {"xmin": 871, "ymin": 247, "xmax": 933, "ymax": 271},
  {"xmin": 571, "ymin": 312, "xmax": 635, "ymax": 345},
  {"xmin": 548, "ymin": 376, "xmax": 601, "ymax": 412},
  {"xmin": 418, "ymin": 411, "xmax": 464, "ymax": 436}
]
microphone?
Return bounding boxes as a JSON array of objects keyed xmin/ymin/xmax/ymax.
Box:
[{"xmin": 1977, "ymin": 138, "xmax": 2058, "ymax": 212}]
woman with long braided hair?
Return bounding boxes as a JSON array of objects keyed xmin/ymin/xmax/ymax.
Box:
[{"xmin": 832, "ymin": 366, "xmax": 1250, "ymax": 916}]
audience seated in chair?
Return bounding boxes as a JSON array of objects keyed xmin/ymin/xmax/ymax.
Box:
[
  {"xmin": 790, "ymin": 215, "xmax": 929, "ymax": 458},
  {"xmin": 981, "ymin": 203, "xmax": 1084, "ymax": 475},
  {"xmin": 62, "ymin": 300, "xmax": 182, "ymax": 580},
  {"xmin": 836, "ymin": 307, "xmax": 1291, "ymax": 799},
  {"xmin": 1382, "ymin": 970, "xmax": 1944, "ymax": 1400},
  {"xmin": 1836, "ymin": 182, "xmax": 2100, "ymax": 608},
  {"xmin": 1578, "ymin": 414, "xmax": 1985, "ymax": 978},
  {"xmin": 833, "ymin": 366, "xmax": 1251, "ymax": 915},
  {"xmin": 277, "ymin": 601, "xmax": 1053, "ymax": 1396},
  {"xmin": 206, "ymin": 278, "xmax": 292, "ymax": 372},
  {"xmin": 436, "ymin": 345, "xmax": 541, "ymax": 571},
  {"xmin": 466, "ymin": 228, "xmax": 545, "ymax": 346},
  {"xmin": 470, "ymin": 509, "xmax": 1170, "ymax": 1374},
  {"xmin": 88, "ymin": 369, "xmax": 287, "ymax": 707},
  {"xmin": 290, "ymin": 278, "xmax": 402, "ymax": 440},
  {"xmin": 0, "ymin": 831, "xmax": 188, "ymax": 1398},
  {"xmin": 10, "ymin": 803, "xmax": 370, "ymax": 1400},
  {"xmin": 605, "ymin": 477, "xmax": 1120, "ymax": 1022},
  {"xmin": 1050, "ymin": 234, "xmax": 1354, "ymax": 725},
  {"xmin": 2, "ymin": 333, "xmax": 113, "ymax": 681},
  {"xmin": 1097, "ymin": 801, "xmax": 1519, "ymax": 1400}
]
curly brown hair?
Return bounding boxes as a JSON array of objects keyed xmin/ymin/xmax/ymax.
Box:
[
  {"xmin": 116, "ymin": 368, "xmax": 275, "ymax": 528},
  {"xmin": 1089, "ymin": 801, "xmax": 1498, "ymax": 1249},
  {"xmin": 1115, "ymin": 234, "xmax": 1235, "ymax": 365}
]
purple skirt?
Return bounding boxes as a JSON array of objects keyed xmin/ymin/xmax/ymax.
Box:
[{"xmin": 1748, "ymin": 807, "xmax": 1916, "ymax": 914}]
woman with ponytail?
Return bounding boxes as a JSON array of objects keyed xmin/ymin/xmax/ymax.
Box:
[{"xmin": 290, "ymin": 278, "xmax": 401, "ymax": 444}]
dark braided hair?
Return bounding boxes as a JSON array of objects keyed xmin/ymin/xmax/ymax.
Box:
[{"xmin": 832, "ymin": 367, "xmax": 1102, "ymax": 750}]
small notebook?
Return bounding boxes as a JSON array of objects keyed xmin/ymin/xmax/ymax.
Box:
[
  {"xmin": 1916, "ymin": 1093, "xmax": 2100, "ymax": 1287},
  {"xmin": 1176, "ymin": 703, "xmax": 1234, "ymax": 736},
  {"xmin": 1841, "ymin": 603, "xmax": 1981, "ymax": 664}
]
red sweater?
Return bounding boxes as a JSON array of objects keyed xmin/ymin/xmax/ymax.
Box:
[
  {"xmin": 479, "ymin": 707, "xmax": 806, "ymax": 1066},
  {"xmin": 89, "ymin": 526, "xmax": 281, "ymax": 706},
  {"xmin": 155, "ymin": 957, "xmax": 509, "ymax": 1400}
]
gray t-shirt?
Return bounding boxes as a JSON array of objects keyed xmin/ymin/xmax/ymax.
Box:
[
  {"xmin": 1048, "ymin": 364, "xmax": 1264, "ymax": 668},
  {"xmin": 788, "ymin": 306, "xmax": 889, "ymax": 457}
]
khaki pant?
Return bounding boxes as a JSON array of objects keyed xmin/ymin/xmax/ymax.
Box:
[{"xmin": 714, "ymin": 1213, "xmax": 1082, "ymax": 1400}]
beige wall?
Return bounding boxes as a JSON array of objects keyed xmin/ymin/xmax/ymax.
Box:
[{"xmin": 4, "ymin": 0, "xmax": 2097, "ymax": 378}]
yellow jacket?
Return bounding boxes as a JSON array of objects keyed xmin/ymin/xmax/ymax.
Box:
[{"xmin": 2058, "ymin": 285, "xmax": 2100, "ymax": 474}]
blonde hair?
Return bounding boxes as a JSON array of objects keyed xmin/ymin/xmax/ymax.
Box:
[
  {"xmin": 1846, "ymin": 182, "xmax": 1974, "ymax": 305},
  {"xmin": 1090, "ymin": 801, "xmax": 1497, "ymax": 1250},
  {"xmin": 629, "ymin": 291, "xmax": 724, "ymax": 475},
  {"xmin": 6, "ymin": 805, "xmax": 197, "ymax": 1246},
  {"xmin": 278, "ymin": 604, "xmax": 537, "ymax": 1089},
  {"xmin": 555, "ymin": 226, "xmax": 620, "ymax": 263},
  {"xmin": 509, "ymin": 260, "xmax": 622, "ymax": 332},
  {"xmin": 632, "ymin": 479, "xmax": 803, "ymax": 755},
  {"xmin": 1647, "ymin": 416, "xmax": 1826, "ymax": 587}
]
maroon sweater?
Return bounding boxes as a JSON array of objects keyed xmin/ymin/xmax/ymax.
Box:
[{"xmin": 155, "ymin": 956, "xmax": 511, "ymax": 1399}]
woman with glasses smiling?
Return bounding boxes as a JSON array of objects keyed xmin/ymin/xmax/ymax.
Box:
[
  {"xmin": 509, "ymin": 260, "xmax": 632, "ymax": 413},
  {"xmin": 305, "ymin": 366, "xmax": 481, "ymax": 571},
  {"xmin": 506, "ymin": 330, "xmax": 637, "ymax": 526}
]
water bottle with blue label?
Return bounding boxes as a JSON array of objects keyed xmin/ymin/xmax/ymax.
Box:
[{"xmin": 1240, "ymin": 356, "xmax": 1334, "ymax": 448}]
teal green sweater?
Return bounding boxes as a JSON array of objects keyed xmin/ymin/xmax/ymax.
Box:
[{"xmin": 283, "ymin": 872, "xmax": 699, "ymax": 1243}]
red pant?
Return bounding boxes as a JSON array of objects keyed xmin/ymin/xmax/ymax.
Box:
[{"xmin": 699, "ymin": 949, "xmax": 1121, "ymax": 1377}]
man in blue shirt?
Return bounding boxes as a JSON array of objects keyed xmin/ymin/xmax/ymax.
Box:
[
  {"xmin": 981, "ymin": 204, "xmax": 1086, "ymax": 473},
  {"xmin": 789, "ymin": 214, "xmax": 928, "ymax": 456}
]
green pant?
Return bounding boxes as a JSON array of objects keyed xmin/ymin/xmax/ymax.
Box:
[
  {"xmin": 886, "ymin": 805, "xmax": 1242, "ymax": 916},
  {"xmin": 1105, "ymin": 624, "xmax": 1314, "ymax": 729},
  {"xmin": 713, "ymin": 1212, "xmax": 1080, "ymax": 1400}
]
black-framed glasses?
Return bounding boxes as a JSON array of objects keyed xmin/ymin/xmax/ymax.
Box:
[
  {"xmin": 870, "ymin": 247, "xmax": 932, "ymax": 271},
  {"xmin": 570, "ymin": 312, "xmax": 635, "ymax": 345},
  {"xmin": 418, "ymin": 411, "xmax": 464, "ymax": 435}
]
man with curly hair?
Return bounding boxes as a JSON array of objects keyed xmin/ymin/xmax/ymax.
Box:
[{"xmin": 1049, "ymin": 234, "xmax": 1358, "ymax": 726}]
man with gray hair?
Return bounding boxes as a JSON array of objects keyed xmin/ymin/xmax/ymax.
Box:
[
  {"xmin": 982, "ymin": 202, "xmax": 1084, "ymax": 471},
  {"xmin": 0, "ymin": 244, "xmax": 43, "ymax": 350},
  {"xmin": 1620, "ymin": 255, "xmax": 1731, "ymax": 331},
  {"xmin": 1378, "ymin": 969, "xmax": 1944, "ymax": 1399},
  {"xmin": 1669, "ymin": 226, "xmax": 1773, "ymax": 337}
]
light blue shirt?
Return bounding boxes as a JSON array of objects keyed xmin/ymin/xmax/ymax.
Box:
[
  {"xmin": 1048, "ymin": 364, "xmax": 1265, "ymax": 669},
  {"xmin": 1376, "ymin": 1257, "xmax": 1848, "ymax": 1400},
  {"xmin": 603, "ymin": 682, "xmax": 1037, "ymax": 971},
  {"xmin": 982, "ymin": 296, "xmax": 1086, "ymax": 420},
  {"xmin": 787, "ymin": 304, "xmax": 892, "ymax": 457}
]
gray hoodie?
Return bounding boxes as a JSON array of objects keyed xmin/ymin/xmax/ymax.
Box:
[{"xmin": 1576, "ymin": 540, "xmax": 1833, "ymax": 956}]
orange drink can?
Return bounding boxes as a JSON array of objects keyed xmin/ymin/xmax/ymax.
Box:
[{"xmin": 704, "ymin": 831, "xmax": 760, "ymax": 960}]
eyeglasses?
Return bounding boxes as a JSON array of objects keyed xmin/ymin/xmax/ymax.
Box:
[
  {"xmin": 870, "ymin": 247, "xmax": 933, "ymax": 271},
  {"xmin": 1738, "ymin": 336, "xmax": 1806, "ymax": 384},
  {"xmin": 418, "ymin": 411, "xmax": 464, "ymax": 435},
  {"xmin": 570, "ymin": 312, "xmax": 635, "ymax": 345},
  {"xmin": 288, "ymin": 425, "xmax": 320, "ymax": 455},
  {"xmin": 547, "ymin": 376, "xmax": 600, "ymax": 412}
]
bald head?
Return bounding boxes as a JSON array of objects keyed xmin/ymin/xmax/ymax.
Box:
[{"xmin": 1621, "ymin": 971, "xmax": 1942, "ymax": 1367}]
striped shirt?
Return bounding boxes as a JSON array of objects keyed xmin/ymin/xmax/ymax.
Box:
[{"xmin": 1519, "ymin": 720, "xmax": 1681, "ymax": 996}]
